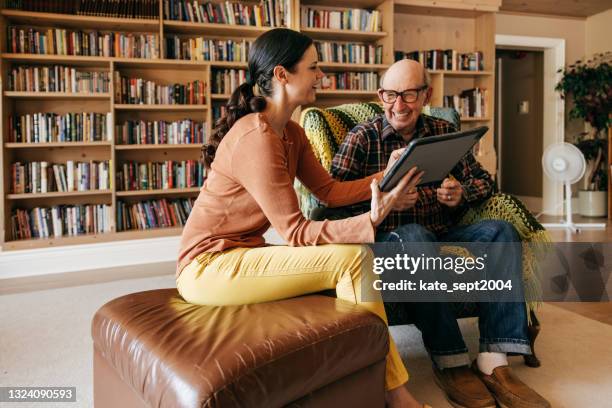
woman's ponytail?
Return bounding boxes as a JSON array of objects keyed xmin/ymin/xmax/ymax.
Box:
[{"xmin": 202, "ymin": 82, "xmax": 266, "ymax": 169}]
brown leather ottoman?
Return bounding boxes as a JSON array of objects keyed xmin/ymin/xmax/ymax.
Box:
[{"xmin": 92, "ymin": 289, "xmax": 389, "ymax": 407}]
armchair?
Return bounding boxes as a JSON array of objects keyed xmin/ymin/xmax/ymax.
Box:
[{"xmin": 297, "ymin": 102, "xmax": 551, "ymax": 367}]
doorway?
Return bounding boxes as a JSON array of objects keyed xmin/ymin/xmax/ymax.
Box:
[
  {"xmin": 494, "ymin": 35, "xmax": 565, "ymax": 215},
  {"xmin": 495, "ymin": 49, "xmax": 544, "ymax": 211}
]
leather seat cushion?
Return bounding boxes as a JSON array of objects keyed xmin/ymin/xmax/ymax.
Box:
[{"xmin": 92, "ymin": 289, "xmax": 389, "ymax": 407}]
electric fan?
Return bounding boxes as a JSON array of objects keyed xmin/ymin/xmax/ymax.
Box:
[{"xmin": 541, "ymin": 142, "xmax": 606, "ymax": 232}]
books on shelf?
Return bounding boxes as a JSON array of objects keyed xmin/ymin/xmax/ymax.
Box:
[
  {"xmin": 8, "ymin": 65, "xmax": 110, "ymax": 93},
  {"xmin": 212, "ymin": 69, "xmax": 248, "ymax": 94},
  {"xmin": 315, "ymin": 41, "xmax": 382, "ymax": 65},
  {"xmin": 165, "ymin": 36, "xmax": 251, "ymax": 61},
  {"xmin": 301, "ymin": 7, "xmax": 381, "ymax": 32},
  {"xmin": 321, "ymin": 72, "xmax": 378, "ymax": 91},
  {"xmin": 443, "ymin": 88, "xmax": 488, "ymax": 119},
  {"xmin": 7, "ymin": 26, "xmax": 159, "ymax": 59},
  {"xmin": 8, "ymin": 112, "xmax": 112, "ymax": 143},
  {"xmin": 11, "ymin": 204, "xmax": 112, "ymax": 240},
  {"xmin": 113, "ymin": 73, "xmax": 206, "ymax": 104},
  {"xmin": 395, "ymin": 50, "xmax": 484, "ymax": 71},
  {"xmin": 212, "ymin": 105, "xmax": 227, "ymax": 123},
  {"xmin": 164, "ymin": 0, "xmax": 291, "ymax": 27},
  {"xmin": 11, "ymin": 160, "xmax": 111, "ymax": 194},
  {"xmin": 5, "ymin": 0, "xmax": 159, "ymax": 19},
  {"xmin": 116, "ymin": 119, "xmax": 206, "ymax": 145},
  {"xmin": 116, "ymin": 160, "xmax": 205, "ymax": 191},
  {"xmin": 116, "ymin": 197, "xmax": 195, "ymax": 231}
]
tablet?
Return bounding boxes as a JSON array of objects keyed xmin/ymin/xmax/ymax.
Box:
[{"xmin": 379, "ymin": 126, "xmax": 488, "ymax": 192}]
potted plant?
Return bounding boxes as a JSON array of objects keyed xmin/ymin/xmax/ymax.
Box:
[{"xmin": 556, "ymin": 51, "xmax": 611, "ymax": 217}]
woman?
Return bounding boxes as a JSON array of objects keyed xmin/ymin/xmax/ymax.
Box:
[{"xmin": 177, "ymin": 28, "xmax": 426, "ymax": 408}]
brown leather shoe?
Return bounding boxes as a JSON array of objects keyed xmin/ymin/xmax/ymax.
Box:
[
  {"xmin": 471, "ymin": 361, "xmax": 551, "ymax": 408},
  {"xmin": 433, "ymin": 365, "xmax": 496, "ymax": 408}
]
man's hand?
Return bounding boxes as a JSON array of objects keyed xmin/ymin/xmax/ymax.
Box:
[{"xmin": 437, "ymin": 177, "xmax": 463, "ymax": 207}]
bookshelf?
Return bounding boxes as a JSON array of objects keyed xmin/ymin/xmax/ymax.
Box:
[
  {"xmin": 393, "ymin": 0, "xmax": 499, "ymax": 174},
  {"xmin": 0, "ymin": 0, "xmax": 500, "ymax": 250}
]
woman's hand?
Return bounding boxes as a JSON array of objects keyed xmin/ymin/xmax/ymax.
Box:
[
  {"xmin": 370, "ymin": 167, "xmax": 424, "ymax": 227},
  {"xmin": 384, "ymin": 148, "xmax": 407, "ymax": 176}
]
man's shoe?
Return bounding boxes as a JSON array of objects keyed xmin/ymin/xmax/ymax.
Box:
[
  {"xmin": 471, "ymin": 361, "xmax": 551, "ymax": 408},
  {"xmin": 432, "ymin": 365, "xmax": 496, "ymax": 408}
]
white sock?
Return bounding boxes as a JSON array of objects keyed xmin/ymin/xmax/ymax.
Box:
[{"xmin": 477, "ymin": 352, "xmax": 508, "ymax": 375}]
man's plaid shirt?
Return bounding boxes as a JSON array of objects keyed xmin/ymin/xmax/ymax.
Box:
[{"xmin": 330, "ymin": 114, "xmax": 496, "ymax": 236}]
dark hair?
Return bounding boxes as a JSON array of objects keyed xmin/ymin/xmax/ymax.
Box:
[{"xmin": 202, "ymin": 28, "xmax": 314, "ymax": 169}]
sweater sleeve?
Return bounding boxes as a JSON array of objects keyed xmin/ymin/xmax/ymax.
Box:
[
  {"xmin": 295, "ymin": 125, "xmax": 383, "ymax": 208},
  {"xmin": 231, "ymin": 125, "xmax": 376, "ymax": 246}
]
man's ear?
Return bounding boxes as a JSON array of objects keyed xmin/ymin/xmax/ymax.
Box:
[
  {"xmin": 272, "ymin": 65, "xmax": 288, "ymax": 85},
  {"xmin": 423, "ymin": 87, "xmax": 433, "ymax": 105},
  {"xmin": 377, "ymin": 88, "xmax": 385, "ymax": 104}
]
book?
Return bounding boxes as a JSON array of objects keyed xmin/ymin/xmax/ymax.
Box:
[
  {"xmin": 8, "ymin": 112, "xmax": 112, "ymax": 143},
  {"xmin": 5, "ymin": 0, "xmax": 159, "ymax": 19},
  {"xmin": 115, "ymin": 119, "xmax": 206, "ymax": 145},
  {"xmin": 116, "ymin": 197, "xmax": 195, "ymax": 231},
  {"xmin": 7, "ymin": 65, "xmax": 110, "ymax": 93}
]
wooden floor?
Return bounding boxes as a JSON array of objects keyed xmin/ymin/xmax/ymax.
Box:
[{"xmin": 540, "ymin": 215, "xmax": 612, "ymax": 326}]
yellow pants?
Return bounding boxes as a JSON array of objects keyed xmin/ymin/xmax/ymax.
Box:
[{"xmin": 177, "ymin": 244, "xmax": 409, "ymax": 390}]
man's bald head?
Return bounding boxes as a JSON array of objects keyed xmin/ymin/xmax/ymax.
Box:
[
  {"xmin": 377, "ymin": 59, "xmax": 432, "ymax": 139},
  {"xmin": 380, "ymin": 59, "xmax": 430, "ymax": 90}
]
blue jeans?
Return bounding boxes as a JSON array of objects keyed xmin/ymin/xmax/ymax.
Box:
[{"xmin": 377, "ymin": 220, "xmax": 531, "ymax": 368}]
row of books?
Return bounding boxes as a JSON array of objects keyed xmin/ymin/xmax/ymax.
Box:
[
  {"xmin": 301, "ymin": 8, "xmax": 382, "ymax": 32},
  {"xmin": 7, "ymin": 27, "xmax": 159, "ymax": 59},
  {"xmin": 114, "ymin": 74, "xmax": 206, "ymax": 105},
  {"xmin": 7, "ymin": 65, "xmax": 110, "ymax": 93},
  {"xmin": 164, "ymin": 0, "xmax": 290, "ymax": 27},
  {"xmin": 116, "ymin": 198, "xmax": 195, "ymax": 231},
  {"xmin": 116, "ymin": 160, "xmax": 205, "ymax": 191},
  {"xmin": 321, "ymin": 72, "xmax": 379, "ymax": 91},
  {"xmin": 165, "ymin": 36, "xmax": 250, "ymax": 61},
  {"xmin": 11, "ymin": 204, "xmax": 112, "ymax": 240},
  {"xmin": 11, "ymin": 161, "xmax": 111, "ymax": 194},
  {"xmin": 315, "ymin": 42, "xmax": 383, "ymax": 65},
  {"xmin": 395, "ymin": 50, "xmax": 485, "ymax": 71},
  {"xmin": 116, "ymin": 119, "xmax": 207, "ymax": 145},
  {"xmin": 443, "ymin": 88, "xmax": 488, "ymax": 118},
  {"xmin": 211, "ymin": 69, "xmax": 248, "ymax": 94},
  {"xmin": 5, "ymin": 0, "xmax": 159, "ymax": 19},
  {"xmin": 8, "ymin": 112, "xmax": 112, "ymax": 143},
  {"xmin": 212, "ymin": 105, "xmax": 228, "ymax": 123}
]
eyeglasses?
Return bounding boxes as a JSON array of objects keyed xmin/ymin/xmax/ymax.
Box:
[{"xmin": 379, "ymin": 85, "xmax": 428, "ymax": 104}]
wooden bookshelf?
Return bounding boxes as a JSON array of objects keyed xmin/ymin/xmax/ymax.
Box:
[
  {"xmin": 394, "ymin": 1, "xmax": 499, "ymax": 174},
  {"xmin": 0, "ymin": 9, "xmax": 160, "ymax": 32},
  {"xmin": 301, "ymin": 27, "xmax": 387, "ymax": 42},
  {"xmin": 0, "ymin": 1, "xmax": 214, "ymax": 249},
  {"xmin": 116, "ymin": 188, "xmax": 200, "ymax": 197},
  {"xmin": 114, "ymin": 104, "xmax": 208, "ymax": 111},
  {"xmin": 163, "ymin": 20, "xmax": 271, "ymax": 37},
  {"xmin": 0, "ymin": 0, "xmax": 501, "ymax": 250}
]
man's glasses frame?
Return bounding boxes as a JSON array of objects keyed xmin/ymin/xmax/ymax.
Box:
[{"xmin": 378, "ymin": 85, "xmax": 429, "ymax": 104}]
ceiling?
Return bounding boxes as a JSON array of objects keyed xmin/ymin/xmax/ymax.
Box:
[{"xmin": 500, "ymin": 0, "xmax": 612, "ymax": 18}]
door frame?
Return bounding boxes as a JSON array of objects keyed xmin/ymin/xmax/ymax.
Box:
[{"xmin": 495, "ymin": 34, "xmax": 565, "ymax": 215}]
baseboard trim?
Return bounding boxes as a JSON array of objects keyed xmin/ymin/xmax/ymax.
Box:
[
  {"xmin": 0, "ymin": 236, "xmax": 181, "ymax": 281},
  {"xmin": 0, "ymin": 262, "xmax": 175, "ymax": 295},
  {"xmin": 0, "ymin": 228, "xmax": 285, "ymax": 289}
]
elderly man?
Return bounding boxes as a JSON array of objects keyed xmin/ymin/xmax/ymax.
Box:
[{"xmin": 330, "ymin": 59, "xmax": 550, "ymax": 408}]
